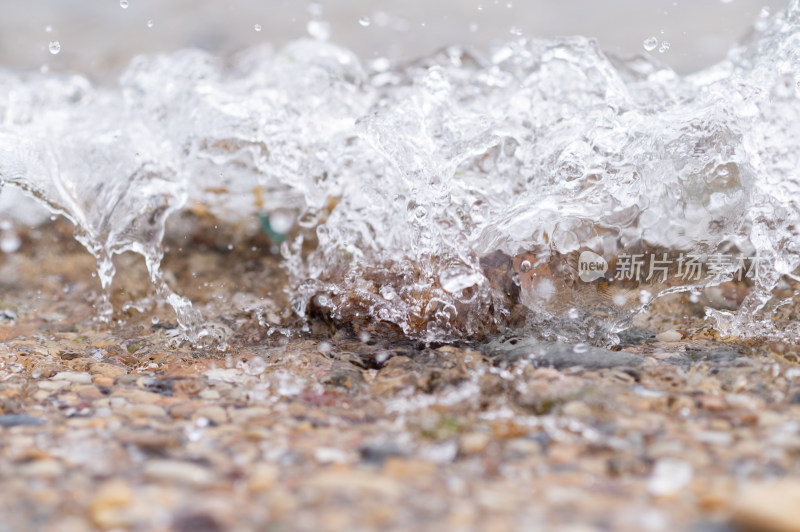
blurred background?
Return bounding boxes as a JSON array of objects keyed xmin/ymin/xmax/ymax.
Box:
[{"xmin": 0, "ymin": 0, "xmax": 787, "ymax": 81}]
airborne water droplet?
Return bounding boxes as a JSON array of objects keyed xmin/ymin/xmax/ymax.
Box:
[
  {"xmin": 307, "ymin": 19, "xmax": 331, "ymax": 41},
  {"xmin": 643, "ymin": 37, "xmax": 658, "ymax": 52},
  {"xmin": 254, "ymin": 23, "xmax": 262, "ymax": 32},
  {"xmin": 358, "ymin": 16, "xmax": 371, "ymax": 27},
  {"xmin": 147, "ymin": 19, "xmax": 154, "ymax": 28},
  {"xmin": 658, "ymin": 41, "xmax": 671, "ymax": 53},
  {"xmin": 120, "ymin": 0, "xmax": 129, "ymax": 8},
  {"xmin": 756, "ymin": 7, "xmax": 771, "ymax": 31},
  {"xmin": 48, "ymin": 41, "xmax": 61, "ymax": 55}
]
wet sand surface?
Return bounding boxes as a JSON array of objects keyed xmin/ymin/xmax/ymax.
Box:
[{"xmin": 1, "ymin": 223, "xmax": 800, "ymax": 532}]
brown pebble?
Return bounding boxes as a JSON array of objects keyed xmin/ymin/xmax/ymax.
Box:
[
  {"xmin": 247, "ymin": 463, "xmax": 279, "ymax": 493},
  {"xmin": 382, "ymin": 457, "xmax": 437, "ymax": 479},
  {"xmin": 733, "ymin": 480, "xmax": 800, "ymax": 532},
  {"xmin": 89, "ymin": 480, "xmax": 133, "ymax": 530},
  {"xmin": 459, "ymin": 432, "xmax": 490, "ymax": 454},
  {"xmin": 92, "ymin": 376, "xmax": 115, "ymax": 388}
]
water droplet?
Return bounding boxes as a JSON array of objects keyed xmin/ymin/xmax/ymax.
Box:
[
  {"xmin": 254, "ymin": 23, "xmax": 262, "ymax": 32},
  {"xmin": 658, "ymin": 41, "xmax": 671, "ymax": 53},
  {"xmin": 469, "ymin": 23, "xmax": 479, "ymax": 33},
  {"xmin": 643, "ymin": 37, "xmax": 658, "ymax": 52},
  {"xmin": 147, "ymin": 19, "xmax": 154, "ymax": 28},
  {"xmin": 48, "ymin": 41, "xmax": 61, "ymax": 55},
  {"xmin": 573, "ymin": 343, "xmax": 590, "ymax": 353},
  {"xmin": 756, "ymin": 6, "xmax": 771, "ymax": 30},
  {"xmin": 358, "ymin": 16, "xmax": 371, "ymax": 27},
  {"xmin": 151, "ymin": 316, "xmax": 159, "ymax": 324},
  {"xmin": 380, "ymin": 286, "xmax": 396, "ymax": 300},
  {"xmin": 639, "ymin": 290, "xmax": 652, "ymax": 305},
  {"xmin": 307, "ymin": 19, "xmax": 331, "ymax": 41},
  {"xmin": 519, "ymin": 260, "xmax": 532, "ymax": 272},
  {"xmin": 119, "ymin": 0, "xmax": 129, "ymax": 8},
  {"xmin": 45, "ymin": 25, "xmax": 53, "ymax": 33},
  {"xmin": 491, "ymin": 45, "xmax": 514, "ymax": 64},
  {"xmin": 0, "ymin": 231, "xmax": 21, "ymax": 253},
  {"xmin": 248, "ymin": 357, "xmax": 268, "ymax": 375},
  {"xmin": 370, "ymin": 57, "xmax": 390, "ymax": 72},
  {"xmin": 269, "ymin": 210, "xmax": 295, "ymax": 234}
]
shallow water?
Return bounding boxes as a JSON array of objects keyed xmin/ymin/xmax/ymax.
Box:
[{"xmin": 2, "ymin": 1, "xmax": 800, "ymax": 343}]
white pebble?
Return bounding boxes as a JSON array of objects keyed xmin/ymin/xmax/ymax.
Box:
[{"xmin": 656, "ymin": 330, "xmax": 683, "ymax": 342}]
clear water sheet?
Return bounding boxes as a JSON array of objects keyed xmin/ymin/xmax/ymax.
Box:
[{"xmin": 2, "ymin": 2, "xmax": 800, "ymax": 343}]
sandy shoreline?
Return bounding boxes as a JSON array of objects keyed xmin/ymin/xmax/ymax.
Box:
[{"xmin": 1, "ymin": 225, "xmax": 799, "ymax": 531}]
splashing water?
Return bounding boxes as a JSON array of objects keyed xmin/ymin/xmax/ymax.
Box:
[{"xmin": 2, "ymin": 2, "xmax": 800, "ymax": 343}]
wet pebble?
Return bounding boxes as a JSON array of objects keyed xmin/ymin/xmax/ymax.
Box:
[
  {"xmin": 120, "ymin": 404, "xmax": 168, "ymax": 419},
  {"xmin": 143, "ymin": 460, "xmax": 214, "ymax": 486},
  {"xmin": 0, "ymin": 414, "xmax": 43, "ymax": 427},
  {"xmin": 246, "ymin": 463, "xmax": 279, "ymax": 493},
  {"xmin": 88, "ymin": 480, "xmax": 133, "ymax": 529},
  {"xmin": 733, "ymin": 480, "xmax": 800, "ymax": 532},
  {"xmin": 655, "ymin": 330, "xmax": 683, "ymax": 343},
  {"xmin": 192, "ymin": 405, "xmax": 228, "ymax": 426},
  {"xmin": 52, "ymin": 371, "xmax": 92, "ymax": 384}
]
